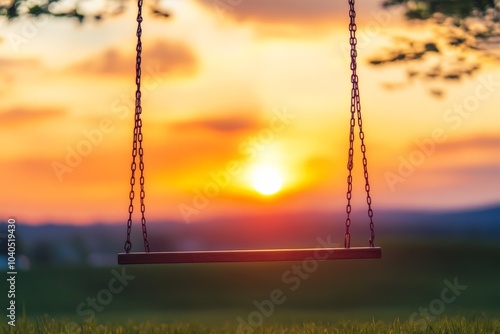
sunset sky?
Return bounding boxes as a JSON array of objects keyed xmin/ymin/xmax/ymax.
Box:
[{"xmin": 1, "ymin": 0, "xmax": 499, "ymax": 224}]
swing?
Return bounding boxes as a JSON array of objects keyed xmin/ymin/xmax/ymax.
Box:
[{"xmin": 118, "ymin": 0, "xmax": 381, "ymax": 265}]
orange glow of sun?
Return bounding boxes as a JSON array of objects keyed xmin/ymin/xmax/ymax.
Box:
[{"xmin": 250, "ymin": 164, "xmax": 283, "ymax": 196}]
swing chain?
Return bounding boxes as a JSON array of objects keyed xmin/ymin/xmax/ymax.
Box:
[
  {"xmin": 124, "ymin": 0, "xmax": 150, "ymax": 254},
  {"xmin": 345, "ymin": 0, "xmax": 375, "ymax": 248}
]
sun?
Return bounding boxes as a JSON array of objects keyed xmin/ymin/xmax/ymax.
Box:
[{"xmin": 251, "ymin": 165, "xmax": 283, "ymax": 196}]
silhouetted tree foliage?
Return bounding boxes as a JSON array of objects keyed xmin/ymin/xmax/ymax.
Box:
[
  {"xmin": 2, "ymin": 0, "xmax": 499, "ymax": 97},
  {"xmin": 372, "ymin": 0, "xmax": 500, "ymax": 96},
  {"xmin": 384, "ymin": 0, "xmax": 496, "ymax": 19},
  {"xmin": 0, "ymin": 0, "xmax": 169, "ymax": 22}
]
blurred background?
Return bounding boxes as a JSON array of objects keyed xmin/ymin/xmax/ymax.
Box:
[{"xmin": 0, "ymin": 0, "xmax": 499, "ymax": 327}]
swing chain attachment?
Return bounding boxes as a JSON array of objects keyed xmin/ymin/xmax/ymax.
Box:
[
  {"xmin": 345, "ymin": 0, "xmax": 375, "ymax": 249},
  {"xmin": 124, "ymin": 0, "xmax": 150, "ymax": 254}
]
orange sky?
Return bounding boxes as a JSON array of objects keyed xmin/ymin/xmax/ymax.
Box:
[{"xmin": 1, "ymin": 0, "xmax": 499, "ymax": 224}]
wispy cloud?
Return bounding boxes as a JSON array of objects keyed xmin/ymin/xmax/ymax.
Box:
[
  {"xmin": 401, "ymin": 135, "xmax": 500, "ymax": 191},
  {"xmin": 0, "ymin": 57, "xmax": 40, "ymax": 69},
  {"xmin": 1, "ymin": 157, "xmax": 55, "ymax": 181},
  {"xmin": 69, "ymin": 39, "xmax": 198, "ymax": 77},
  {"xmin": 0, "ymin": 106, "xmax": 66, "ymax": 128},
  {"xmin": 0, "ymin": 57, "xmax": 43, "ymax": 95},
  {"xmin": 195, "ymin": 0, "xmax": 381, "ymax": 37},
  {"xmin": 438, "ymin": 136, "xmax": 500, "ymax": 153},
  {"xmin": 172, "ymin": 114, "xmax": 261, "ymax": 133},
  {"xmin": 149, "ymin": 115, "xmax": 262, "ymax": 172},
  {"xmin": 198, "ymin": 0, "xmax": 345, "ymax": 24}
]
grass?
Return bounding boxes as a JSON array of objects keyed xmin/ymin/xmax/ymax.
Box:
[
  {"xmin": 2, "ymin": 237, "xmax": 500, "ymax": 333},
  {"xmin": 2, "ymin": 316, "xmax": 500, "ymax": 333}
]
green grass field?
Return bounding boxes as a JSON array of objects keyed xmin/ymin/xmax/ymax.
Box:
[
  {"xmin": 2, "ymin": 237, "xmax": 500, "ymax": 333},
  {"xmin": 2, "ymin": 316, "xmax": 500, "ymax": 333}
]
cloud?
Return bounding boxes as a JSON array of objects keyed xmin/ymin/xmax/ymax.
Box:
[
  {"xmin": 196, "ymin": 0, "xmax": 382, "ymax": 36},
  {"xmin": 71, "ymin": 48, "xmax": 129, "ymax": 75},
  {"xmin": 0, "ymin": 57, "xmax": 41, "ymax": 88},
  {"xmin": 172, "ymin": 114, "xmax": 261, "ymax": 133},
  {"xmin": 425, "ymin": 163, "xmax": 500, "ymax": 192},
  {"xmin": 408, "ymin": 135, "xmax": 500, "ymax": 187},
  {"xmin": 1, "ymin": 157, "xmax": 54, "ymax": 181},
  {"xmin": 438, "ymin": 136, "xmax": 500, "ymax": 153},
  {"xmin": 200, "ymin": 0, "xmax": 344, "ymax": 23},
  {"xmin": 0, "ymin": 57, "xmax": 40, "ymax": 70},
  {"xmin": 70, "ymin": 39, "xmax": 198, "ymax": 77},
  {"xmin": 0, "ymin": 106, "xmax": 66, "ymax": 128},
  {"xmin": 437, "ymin": 164, "xmax": 500, "ymax": 177},
  {"xmin": 442, "ymin": 137, "xmax": 500, "ymax": 175},
  {"xmin": 139, "ymin": 112, "xmax": 265, "ymax": 179},
  {"xmin": 159, "ymin": 113, "xmax": 263, "ymax": 167}
]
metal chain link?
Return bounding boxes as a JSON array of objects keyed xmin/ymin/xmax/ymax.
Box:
[
  {"xmin": 123, "ymin": 0, "xmax": 375, "ymax": 252},
  {"xmin": 345, "ymin": 0, "xmax": 376, "ymax": 248},
  {"xmin": 124, "ymin": 0, "xmax": 150, "ymax": 253}
]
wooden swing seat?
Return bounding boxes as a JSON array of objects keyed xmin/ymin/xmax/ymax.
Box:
[{"xmin": 118, "ymin": 247, "xmax": 381, "ymax": 265}]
